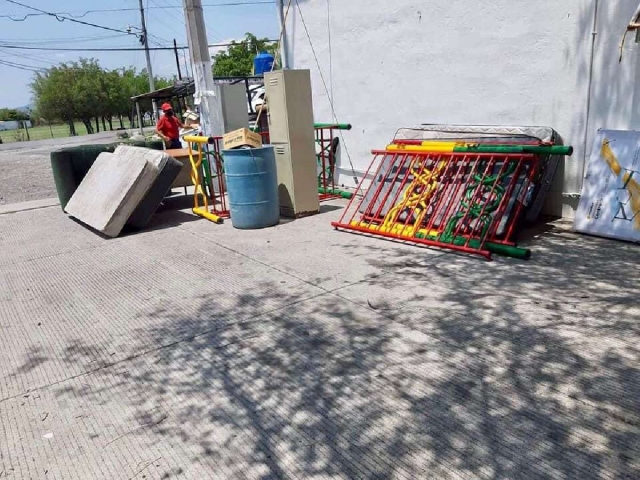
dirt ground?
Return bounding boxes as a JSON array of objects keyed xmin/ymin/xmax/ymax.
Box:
[
  {"xmin": 0, "ymin": 130, "xmax": 152, "ymax": 205},
  {"xmin": 0, "ymin": 146, "xmax": 59, "ymax": 205}
]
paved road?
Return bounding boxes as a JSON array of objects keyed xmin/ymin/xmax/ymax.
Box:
[
  {"xmin": 0, "ymin": 130, "xmax": 133, "ymax": 153},
  {"xmin": 0, "ymin": 130, "xmax": 153, "ymax": 205}
]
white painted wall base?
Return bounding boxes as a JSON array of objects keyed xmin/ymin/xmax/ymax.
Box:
[{"xmin": 285, "ymin": 0, "xmax": 640, "ymax": 218}]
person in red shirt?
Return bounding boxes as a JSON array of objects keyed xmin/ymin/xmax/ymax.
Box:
[{"xmin": 156, "ymin": 102, "xmax": 184, "ymax": 149}]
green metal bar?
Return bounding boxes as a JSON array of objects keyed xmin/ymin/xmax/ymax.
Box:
[
  {"xmin": 199, "ymin": 147, "xmax": 216, "ymax": 199},
  {"xmin": 314, "ymin": 123, "xmax": 352, "ymax": 130},
  {"xmin": 318, "ymin": 187, "xmax": 353, "ymax": 199},
  {"xmin": 453, "ymin": 145, "xmax": 573, "ymax": 156},
  {"xmin": 414, "ymin": 232, "xmax": 530, "ymax": 259}
]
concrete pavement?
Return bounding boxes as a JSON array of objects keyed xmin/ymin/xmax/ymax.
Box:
[{"xmin": 0, "ymin": 200, "xmax": 638, "ymax": 479}]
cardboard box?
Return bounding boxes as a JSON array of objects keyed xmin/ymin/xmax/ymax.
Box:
[{"xmin": 222, "ymin": 128, "xmax": 262, "ymax": 150}]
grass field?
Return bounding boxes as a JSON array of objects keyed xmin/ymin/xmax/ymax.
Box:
[{"xmin": 0, "ymin": 120, "xmax": 139, "ymax": 144}]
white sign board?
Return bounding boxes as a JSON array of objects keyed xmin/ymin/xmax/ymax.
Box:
[{"xmin": 574, "ymin": 129, "xmax": 640, "ymax": 242}]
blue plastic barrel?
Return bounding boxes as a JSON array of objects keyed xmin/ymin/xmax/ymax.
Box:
[
  {"xmin": 222, "ymin": 146, "xmax": 280, "ymax": 229},
  {"xmin": 254, "ymin": 52, "xmax": 275, "ymax": 75}
]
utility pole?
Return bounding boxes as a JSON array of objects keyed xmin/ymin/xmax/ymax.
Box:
[
  {"xmin": 138, "ymin": 0, "xmax": 158, "ymax": 119},
  {"xmin": 173, "ymin": 39, "xmax": 183, "ymax": 80},
  {"xmin": 182, "ymin": 49, "xmax": 191, "ymax": 79},
  {"xmin": 275, "ymin": 0, "xmax": 289, "ymax": 69},
  {"xmin": 183, "ymin": 0, "xmax": 224, "ymax": 136}
]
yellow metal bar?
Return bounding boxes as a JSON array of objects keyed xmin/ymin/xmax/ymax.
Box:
[
  {"xmin": 187, "ymin": 139, "xmax": 223, "ymax": 224},
  {"xmin": 184, "ymin": 135, "xmax": 215, "ymax": 145},
  {"xmin": 376, "ymin": 157, "xmax": 446, "ymax": 236},
  {"xmin": 386, "ymin": 143, "xmax": 457, "ymax": 153},
  {"xmin": 193, "ymin": 207, "xmax": 223, "ymax": 224},
  {"xmin": 350, "ymin": 220, "xmax": 439, "ymax": 238}
]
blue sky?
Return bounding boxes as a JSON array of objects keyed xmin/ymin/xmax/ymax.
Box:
[{"xmin": 0, "ymin": 0, "xmax": 279, "ymax": 108}]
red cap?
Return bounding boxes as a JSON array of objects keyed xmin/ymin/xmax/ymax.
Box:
[{"xmin": 161, "ymin": 102, "xmax": 173, "ymax": 111}]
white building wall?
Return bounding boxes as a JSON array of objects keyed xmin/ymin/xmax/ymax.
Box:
[{"xmin": 284, "ymin": 0, "xmax": 640, "ymax": 217}]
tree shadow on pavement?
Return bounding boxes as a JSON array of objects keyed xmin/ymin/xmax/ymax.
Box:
[
  {"xmin": 332, "ymin": 225, "xmax": 640, "ymax": 479},
  {"xmin": 15, "ymin": 224, "xmax": 638, "ymax": 479}
]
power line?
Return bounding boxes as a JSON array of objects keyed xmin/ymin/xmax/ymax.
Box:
[
  {"xmin": 0, "ymin": 2, "xmax": 276, "ymax": 21},
  {"xmin": 151, "ymin": 0, "xmax": 226, "ymax": 44},
  {"xmin": 0, "ymin": 58, "xmax": 44, "ymax": 72},
  {"xmin": 0, "ymin": 47, "xmax": 56, "ymax": 65},
  {"xmin": 0, "ymin": 41, "xmax": 275, "ymax": 52},
  {"xmin": 148, "ymin": 34, "xmax": 172, "ymax": 48},
  {"xmin": 0, "ymin": 62, "xmax": 39, "ymax": 72},
  {"xmin": 3, "ymin": 0, "xmax": 139, "ymax": 37},
  {"xmin": 2, "ymin": 0, "xmax": 269, "ymax": 54},
  {"xmin": 294, "ymin": 0, "xmax": 358, "ymax": 184},
  {"xmin": 0, "ymin": 34, "xmax": 129, "ymax": 45},
  {"xmin": 0, "ymin": 58, "xmax": 43, "ymax": 69},
  {"xmin": 146, "ymin": 0, "xmax": 182, "ymax": 44}
]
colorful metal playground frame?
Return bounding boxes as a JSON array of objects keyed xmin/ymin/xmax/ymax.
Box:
[{"xmin": 331, "ymin": 148, "xmax": 542, "ymax": 260}]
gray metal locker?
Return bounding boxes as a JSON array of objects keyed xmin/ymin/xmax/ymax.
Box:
[
  {"xmin": 265, "ymin": 70, "xmax": 319, "ymax": 217},
  {"xmin": 216, "ymin": 83, "xmax": 248, "ymax": 132}
]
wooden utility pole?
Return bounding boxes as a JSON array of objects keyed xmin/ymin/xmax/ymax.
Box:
[
  {"xmin": 139, "ymin": 0, "xmax": 158, "ymax": 119},
  {"xmin": 173, "ymin": 39, "xmax": 183, "ymax": 80},
  {"xmin": 182, "ymin": 0, "xmax": 223, "ymax": 136}
]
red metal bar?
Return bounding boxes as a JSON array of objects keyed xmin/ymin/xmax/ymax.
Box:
[
  {"xmin": 314, "ymin": 126, "xmax": 344, "ymax": 201},
  {"xmin": 460, "ymin": 156, "xmax": 510, "ymax": 250},
  {"xmin": 209, "ymin": 137, "xmax": 230, "ymax": 218},
  {"xmin": 320, "ymin": 127, "xmax": 328, "ymax": 194},
  {"xmin": 394, "ymin": 154, "xmax": 425, "ymax": 232},
  {"xmin": 370, "ymin": 152, "xmax": 415, "ymax": 225},
  {"xmin": 451, "ymin": 156, "xmax": 496, "ymax": 249},
  {"xmin": 383, "ymin": 152, "xmax": 418, "ymax": 223},
  {"xmin": 366, "ymin": 152, "xmax": 411, "ymax": 223},
  {"xmin": 396, "ymin": 153, "xmax": 439, "ymax": 234},
  {"xmin": 335, "ymin": 151, "xmax": 386, "ymax": 227},
  {"xmin": 477, "ymin": 156, "xmax": 521, "ymax": 242},
  {"xmin": 421, "ymin": 155, "xmax": 466, "ymax": 235},
  {"xmin": 379, "ymin": 153, "xmax": 415, "ymax": 229},
  {"xmin": 502, "ymin": 156, "xmax": 541, "ymax": 242},
  {"xmin": 436, "ymin": 154, "xmax": 484, "ymax": 241},
  {"xmin": 363, "ymin": 153, "xmax": 398, "ymax": 221},
  {"xmin": 331, "ymin": 221, "xmax": 492, "ymax": 260},
  {"xmin": 327, "ymin": 127, "xmax": 336, "ymax": 193},
  {"xmin": 316, "ymin": 127, "xmax": 339, "ymax": 201},
  {"xmin": 423, "ymin": 153, "xmax": 461, "ymax": 232},
  {"xmin": 485, "ymin": 157, "xmax": 529, "ymax": 242}
]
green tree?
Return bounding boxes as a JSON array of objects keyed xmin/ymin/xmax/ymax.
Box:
[
  {"xmin": 31, "ymin": 60, "xmax": 175, "ymax": 133},
  {"xmin": 72, "ymin": 59, "xmax": 105, "ymax": 133},
  {"xmin": 212, "ymin": 33, "xmax": 277, "ymax": 77},
  {"xmin": 31, "ymin": 63, "xmax": 79, "ymax": 135},
  {"xmin": 0, "ymin": 108, "xmax": 30, "ymax": 121}
]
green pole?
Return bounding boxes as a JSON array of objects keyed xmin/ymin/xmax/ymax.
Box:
[
  {"xmin": 414, "ymin": 232, "xmax": 530, "ymax": 259},
  {"xmin": 318, "ymin": 187, "xmax": 353, "ymax": 199},
  {"xmin": 453, "ymin": 145, "xmax": 573, "ymax": 156},
  {"xmin": 314, "ymin": 123, "xmax": 352, "ymax": 130}
]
